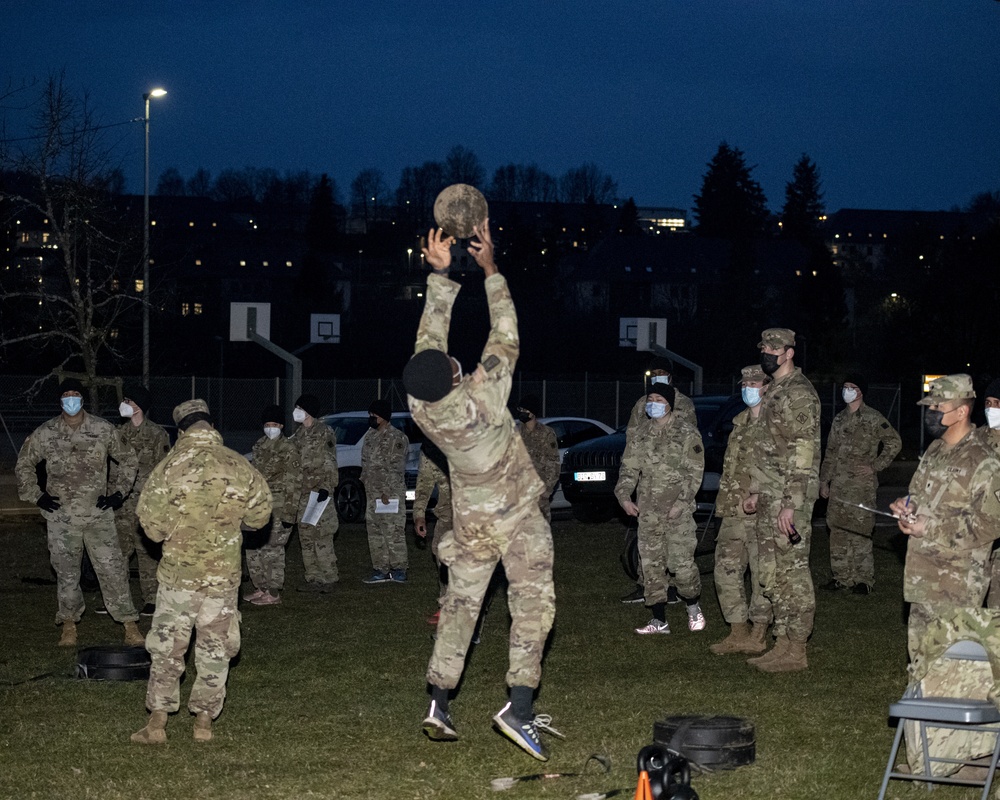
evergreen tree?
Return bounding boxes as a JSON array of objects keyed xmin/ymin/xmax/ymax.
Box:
[
  {"xmin": 781, "ymin": 154, "xmax": 825, "ymax": 242},
  {"xmin": 692, "ymin": 142, "xmax": 769, "ymax": 239}
]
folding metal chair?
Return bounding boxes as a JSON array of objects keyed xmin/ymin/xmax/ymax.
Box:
[{"xmin": 878, "ymin": 640, "xmax": 1000, "ymax": 800}]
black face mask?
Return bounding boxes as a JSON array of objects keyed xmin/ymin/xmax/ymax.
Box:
[
  {"xmin": 759, "ymin": 352, "xmax": 781, "ymax": 376},
  {"xmin": 924, "ymin": 409, "xmax": 946, "ymax": 440},
  {"xmin": 517, "ymin": 411, "xmax": 532, "ymax": 423},
  {"xmin": 368, "ymin": 416, "xmax": 379, "ymax": 430}
]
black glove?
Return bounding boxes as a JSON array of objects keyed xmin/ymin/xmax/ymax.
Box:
[
  {"xmin": 36, "ymin": 492, "xmax": 61, "ymax": 513},
  {"xmin": 316, "ymin": 488, "xmax": 330, "ymax": 503},
  {"xmin": 281, "ymin": 520, "xmax": 294, "ymax": 529},
  {"xmin": 96, "ymin": 491, "xmax": 125, "ymax": 511}
]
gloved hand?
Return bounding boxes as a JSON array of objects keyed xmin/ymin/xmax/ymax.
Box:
[
  {"xmin": 281, "ymin": 520, "xmax": 294, "ymax": 529},
  {"xmin": 96, "ymin": 491, "xmax": 125, "ymax": 511},
  {"xmin": 36, "ymin": 492, "xmax": 61, "ymax": 513},
  {"xmin": 316, "ymin": 488, "xmax": 330, "ymax": 503}
]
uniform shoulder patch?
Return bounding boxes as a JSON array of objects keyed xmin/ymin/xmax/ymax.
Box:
[
  {"xmin": 881, "ymin": 422, "xmax": 889, "ymax": 429},
  {"xmin": 796, "ymin": 413, "xmax": 809, "ymax": 424},
  {"xmin": 693, "ymin": 445, "xmax": 703, "ymax": 454},
  {"xmin": 482, "ymin": 354, "xmax": 501, "ymax": 372}
]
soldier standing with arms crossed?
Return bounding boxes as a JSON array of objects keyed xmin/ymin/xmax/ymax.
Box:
[
  {"xmin": 404, "ymin": 220, "xmax": 558, "ymax": 762},
  {"xmin": 361, "ymin": 398, "xmax": 410, "ymax": 584},
  {"xmin": 516, "ymin": 395, "xmax": 561, "ymax": 523},
  {"xmin": 746, "ymin": 328, "xmax": 821, "ymax": 673}
]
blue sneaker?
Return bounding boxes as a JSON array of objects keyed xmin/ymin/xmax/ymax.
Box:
[
  {"xmin": 492, "ymin": 702, "xmax": 564, "ymax": 761},
  {"xmin": 421, "ymin": 700, "xmax": 458, "ymax": 741},
  {"xmin": 362, "ymin": 570, "xmax": 390, "ymax": 585},
  {"xmin": 389, "ymin": 569, "xmax": 407, "ymax": 583}
]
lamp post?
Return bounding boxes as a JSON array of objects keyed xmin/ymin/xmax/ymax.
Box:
[{"xmin": 142, "ymin": 87, "xmax": 167, "ymax": 387}]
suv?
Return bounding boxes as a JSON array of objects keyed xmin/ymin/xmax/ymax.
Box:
[
  {"xmin": 559, "ymin": 394, "xmax": 745, "ymax": 523},
  {"xmin": 321, "ymin": 412, "xmax": 425, "ymax": 523}
]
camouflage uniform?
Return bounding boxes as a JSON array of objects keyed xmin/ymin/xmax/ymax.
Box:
[
  {"xmin": 247, "ymin": 432, "xmax": 301, "ymax": 593},
  {"xmin": 414, "ymin": 448, "xmax": 453, "ymax": 602},
  {"xmin": 16, "ymin": 412, "xmax": 140, "ymax": 625},
  {"xmin": 714, "ymin": 407, "xmax": 772, "ymax": 626},
  {"xmin": 115, "ymin": 418, "xmax": 171, "ymax": 606},
  {"xmin": 751, "ymin": 365, "xmax": 821, "ymax": 643},
  {"xmin": 615, "ymin": 414, "xmax": 705, "ymax": 605},
  {"xmin": 290, "ymin": 419, "xmax": 340, "ymax": 586},
  {"xmin": 361, "ymin": 423, "xmax": 410, "ymax": 573},
  {"xmin": 819, "ymin": 404, "xmax": 901, "ymax": 588},
  {"xmin": 408, "ymin": 272, "xmax": 554, "ymax": 691},
  {"xmin": 137, "ymin": 415, "xmax": 272, "ymax": 718},
  {"xmin": 978, "ymin": 427, "xmax": 1000, "ymax": 609},
  {"xmin": 519, "ymin": 423, "xmax": 560, "ymax": 522}
]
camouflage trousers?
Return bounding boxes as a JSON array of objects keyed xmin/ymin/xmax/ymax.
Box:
[
  {"xmin": 365, "ymin": 498, "xmax": 408, "ymax": 572},
  {"xmin": 114, "ymin": 495, "xmax": 161, "ymax": 606},
  {"xmin": 45, "ymin": 508, "xmax": 139, "ymax": 625},
  {"xmin": 430, "ymin": 518, "xmax": 452, "ymax": 604},
  {"xmin": 538, "ymin": 493, "xmax": 552, "ymax": 525},
  {"xmin": 987, "ymin": 547, "xmax": 1000, "ymax": 610},
  {"xmin": 754, "ymin": 496, "xmax": 815, "ymax": 641},
  {"xmin": 145, "ymin": 585, "xmax": 241, "ymax": 718},
  {"xmin": 637, "ymin": 505, "xmax": 700, "ymax": 605},
  {"xmin": 713, "ymin": 514, "xmax": 772, "ymax": 626},
  {"xmin": 296, "ymin": 492, "xmax": 339, "ymax": 585},
  {"xmin": 246, "ymin": 518, "xmax": 293, "ymax": 592},
  {"xmin": 826, "ymin": 486, "xmax": 875, "ymax": 587},
  {"xmin": 427, "ymin": 502, "xmax": 555, "ymax": 690}
]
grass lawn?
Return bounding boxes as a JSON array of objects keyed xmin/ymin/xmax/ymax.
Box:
[{"xmin": 0, "ymin": 511, "xmax": 964, "ymax": 799}]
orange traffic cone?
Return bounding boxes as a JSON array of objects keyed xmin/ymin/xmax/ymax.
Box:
[{"xmin": 633, "ymin": 769, "xmax": 653, "ymax": 800}]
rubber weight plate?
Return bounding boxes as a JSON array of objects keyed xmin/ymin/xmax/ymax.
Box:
[
  {"xmin": 653, "ymin": 715, "xmax": 755, "ymax": 770},
  {"xmin": 76, "ymin": 645, "xmax": 151, "ymax": 681}
]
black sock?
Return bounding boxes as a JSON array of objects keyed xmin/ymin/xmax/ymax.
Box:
[
  {"xmin": 652, "ymin": 602, "xmax": 666, "ymax": 622},
  {"xmin": 431, "ymin": 685, "xmax": 449, "ymax": 714},
  {"xmin": 509, "ymin": 685, "xmax": 534, "ymax": 720}
]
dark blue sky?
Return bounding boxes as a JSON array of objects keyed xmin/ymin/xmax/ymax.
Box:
[{"xmin": 3, "ymin": 1, "xmax": 998, "ymax": 214}]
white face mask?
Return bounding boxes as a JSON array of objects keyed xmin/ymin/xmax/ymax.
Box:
[
  {"xmin": 263, "ymin": 425, "xmax": 281, "ymax": 440},
  {"xmin": 292, "ymin": 408, "xmax": 306, "ymax": 423},
  {"xmin": 986, "ymin": 408, "xmax": 1000, "ymax": 430},
  {"xmin": 645, "ymin": 401, "xmax": 668, "ymax": 419},
  {"xmin": 650, "ymin": 374, "xmax": 671, "ymax": 387},
  {"xmin": 119, "ymin": 402, "xmax": 134, "ymax": 418},
  {"xmin": 741, "ymin": 387, "xmax": 762, "ymax": 408},
  {"xmin": 842, "ymin": 387, "xmax": 859, "ymax": 404}
]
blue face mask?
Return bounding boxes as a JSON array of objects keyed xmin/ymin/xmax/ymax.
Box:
[
  {"xmin": 741, "ymin": 387, "xmax": 762, "ymax": 408},
  {"xmin": 61, "ymin": 396, "xmax": 82, "ymax": 416},
  {"xmin": 645, "ymin": 401, "xmax": 668, "ymax": 419}
]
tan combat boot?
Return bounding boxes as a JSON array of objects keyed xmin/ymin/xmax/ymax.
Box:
[
  {"xmin": 757, "ymin": 636, "xmax": 808, "ymax": 673},
  {"xmin": 742, "ymin": 622, "xmax": 770, "ymax": 655},
  {"xmin": 58, "ymin": 621, "xmax": 77, "ymax": 647},
  {"xmin": 747, "ymin": 634, "xmax": 788, "ymax": 669},
  {"xmin": 131, "ymin": 711, "xmax": 168, "ymax": 744},
  {"xmin": 193, "ymin": 711, "xmax": 213, "ymax": 742},
  {"xmin": 709, "ymin": 622, "xmax": 751, "ymax": 655},
  {"xmin": 123, "ymin": 621, "xmax": 144, "ymax": 646}
]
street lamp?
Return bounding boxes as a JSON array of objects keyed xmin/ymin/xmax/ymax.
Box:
[{"xmin": 142, "ymin": 87, "xmax": 167, "ymax": 386}]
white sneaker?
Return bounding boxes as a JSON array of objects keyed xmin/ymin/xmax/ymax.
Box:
[
  {"xmin": 635, "ymin": 619, "xmax": 671, "ymax": 635},
  {"xmin": 688, "ymin": 609, "xmax": 707, "ymax": 632}
]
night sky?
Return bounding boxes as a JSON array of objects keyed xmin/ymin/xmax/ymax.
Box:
[{"xmin": 3, "ymin": 1, "xmax": 998, "ymax": 214}]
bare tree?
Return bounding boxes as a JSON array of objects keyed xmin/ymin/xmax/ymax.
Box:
[
  {"xmin": 445, "ymin": 145, "xmax": 485, "ymax": 187},
  {"xmin": 350, "ymin": 168, "xmax": 387, "ymax": 232},
  {"xmin": 559, "ymin": 163, "xmax": 618, "ymax": 204}
]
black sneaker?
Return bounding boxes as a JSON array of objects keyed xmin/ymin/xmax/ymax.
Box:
[
  {"xmin": 422, "ymin": 701, "xmax": 458, "ymax": 741},
  {"xmin": 821, "ymin": 579, "xmax": 848, "ymax": 591},
  {"xmin": 140, "ymin": 603, "xmax": 156, "ymax": 616},
  {"xmin": 492, "ymin": 702, "xmax": 564, "ymax": 761},
  {"xmin": 851, "ymin": 583, "xmax": 873, "ymax": 595},
  {"xmin": 620, "ymin": 586, "xmax": 645, "ymax": 604}
]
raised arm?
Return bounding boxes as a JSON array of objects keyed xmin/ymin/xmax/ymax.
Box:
[{"xmin": 414, "ymin": 229, "xmax": 461, "ymax": 355}]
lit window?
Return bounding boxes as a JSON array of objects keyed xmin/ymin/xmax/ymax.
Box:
[
  {"xmin": 812, "ymin": 270, "xmax": 817, "ymax": 277},
  {"xmin": 42, "ymin": 233, "xmax": 50, "ymax": 243},
  {"xmin": 286, "ymin": 261, "xmax": 293, "ymax": 267},
  {"xmin": 151, "ymin": 220, "xmax": 156, "ymax": 226},
  {"xmin": 240, "ymin": 260, "xmax": 247, "ymax": 267},
  {"xmin": 181, "ymin": 303, "xmax": 190, "ymax": 316},
  {"xmin": 20, "ymin": 232, "xmax": 29, "ymax": 243},
  {"xmin": 194, "ymin": 303, "xmax": 203, "ymax": 315},
  {"xmin": 135, "ymin": 279, "xmax": 144, "ymax": 293},
  {"xmin": 212, "ymin": 222, "xmax": 217, "ymax": 227},
  {"xmin": 262, "ymin": 261, "xmax": 269, "ymax": 267},
  {"xmin": 795, "ymin": 270, "xmax": 802, "ymax": 277},
  {"xmin": 111, "ymin": 278, "xmax": 119, "ymax": 291},
  {"xmin": 189, "ymin": 221, "xmax": 194, "ymax": 227},
  {"xmin": 109, "ymin": 328, "xmax": 119, "ymax": 340},
  {"xmin": 195, "ymin": 259, "xmax": 202, "ymax": 266}
]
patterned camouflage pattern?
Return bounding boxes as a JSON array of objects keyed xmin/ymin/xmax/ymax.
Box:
[
  {"xmin": 980, "ymin": 428, "xmax": 1000, "ymax": 608},
  {"xmin": 615, "ymin": 414, "xmax": 705, "ymax": 604},
  {"xmin": 247, "ymin": 432, "xmax": 302, "ymax": 592},
  {"xmin": 917, "ymin": 373, "xmax": 976, "ymax": 405},
  {"xmin": 626, "ymin": 389, "xmax": 697, "ymax": 435},
  {"xmin": 408, "ymin": 272, "xmax": 554, "ymax": 690},
  {"xmin": 414, "ymin": 450, "xmax": 453, "ymax": 601},
  {"xmin": 714, "ymin": 408, "xmax": 771, "ymax": 625},
  {"xmin": 819, "ymin": 404, "xmax": 901, "ymax": 587},
  {"xmin": 758, "ymin": 328, "xmax": 795, "ymax": 348},
  {"xmin": 15, "ymin": 411, "xmax": 139, "ymax": 624},
  {"xmin": 752, "ymin": 367, "xmax": 820, "ymax": 641},
  {"xmin": 290, "ymin": 419, "xmax": 340, "ymax": 585},
  {"xmin": 361, "ymin": 423, "xmax": 409, "ymax": 572},
  {"xmin": 144, "ymin": 586, "xmax": 241, "ymax": 718},
  {"xmin": 520, "ymin": 422, "xmax": 560, "ymax": 522},
  {"xmin": 115, "ymin": 417, "xmax": 171, "ymax": 605}
]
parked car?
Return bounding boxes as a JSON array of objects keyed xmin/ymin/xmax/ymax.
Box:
[
  {"xmin": 534, "ymin": 417, "xmax": 616, "ymax": 511},
  {"xmin": 559, "ymin": 394, "xmax": 745, "ymax": 523}
]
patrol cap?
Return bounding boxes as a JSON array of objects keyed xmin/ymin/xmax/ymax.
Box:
[
  {"xmin": 741, "ymin": 365, "xmax": 766, "ymax": 382},
  {"xmin": 917, "ymin": 374, "xmax": 975, "ymax": 406},
  {"xmin": 758, "ymin": 328, "xmax": 795, "ymax": 349},
  {"xmin": 173, "ymin": 398, "xmax": 211, "ymax": 429},
  {"xmin": 647, "ymin": 383, "xmax": 675, "ymax": 411}
]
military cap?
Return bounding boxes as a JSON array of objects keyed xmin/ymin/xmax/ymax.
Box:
[
  {"xmin": 917, "ymin": 374, "xmax": 976, "ymax": 406},
  {"xmin": 741, "ymin": 365, "xmax": 766, "ymax": 382},
  {"xmin": 173, "ymin": 398, "xmax": 210, "ymax": 425},
  {"xmin": 758, "ymin": 328, "xmax": 796, "ymax": 349},
  {"xmin": 984, "ymin": 378, "xmax": 1000, "ymax": 401},
  {"xmin": 369, "ymin": 397, "xmax": 392, "ymax": 421}
]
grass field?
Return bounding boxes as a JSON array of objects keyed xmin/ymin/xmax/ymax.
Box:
[{"xmin": 0, "ymin": 510, "xmax": 967, "ymax": 799}]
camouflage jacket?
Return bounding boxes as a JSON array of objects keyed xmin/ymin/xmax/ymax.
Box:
[
  {"xmin": 408, "ymin": 273, "xmax": 544, "ymax": 538},
  {"xmin": 615, "ymin": 414, "xmax": 705, "ymax": 511},
  {"xmin": 715, "ymin": 407, "xmax": 762, "ymax": 517},
  {"xmin": 360, "ymin": 423, "xmax": 408, "ymax": 497},
  {"xmin": 137, "ymin": 426, "xmax": 272, "ymax": 594},
  {"xmin": 290, "ymin": 419, "xmax": 339, "ymax": 495},
  {"xmin": 626, "ymin": 390, "xmax": 697, "ymax": 436},
  {"xmin": 819, "ymin": 404, "xmax": 901, "ymax": 494},
  {"xmin": 16, "ymin": 412, "xmax": 137, "ymax": 519},
  {"xmin": 413, "ymin": 450, "xmax": 453, "ymax": 529},
  {"xmin": 519, "ymin": 423, "xmax": 561, "ymax": 495},
  {"xmin": 119, "ymin": 418, "xmax": 171, "ymax": 496},
  {"xmin": 252, "ymin": 433, "xmax": 302, "ymax": 524},
  {"xmin": 752, "ymin": 367, "xmax": 821, "ymax": 510},
  {"xmin": 978, "ymin": 426, "xmax": 1000, "ymax": 456}
]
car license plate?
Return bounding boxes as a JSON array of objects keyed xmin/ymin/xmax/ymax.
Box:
[
  {"xmin": 574, "ymin": 470, "xmax": 606, "ymax": 482},
  {"xmin": 405, "ymin": 490, "xmax": 416, "ymax": 502}
]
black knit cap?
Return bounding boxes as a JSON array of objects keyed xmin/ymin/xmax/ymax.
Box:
[
  {"xmin": 518, "ymin": 394, "xmax": 542, "ymax": 417},
  {"xmin": 647, "ymin": 383, "xmax": 676, "ymax": 410},
  {"xmin": 123, "ymin": 384, "xmax": 153, "ymax": 414},
  {"xmin": 842, "ymin": 373, "xmax": 869, "ymax": 397},
  {"xmin": 984, "ymin": 378, "xmax": 1000, "ymax": 401},
  {"xmin": 403, "ymin": 349, "xmax": 455, "ymax": 403},
  {"xmin": 294, "ymin": 394, "xmax": 321, "ymax": 419},
  {"xmin": 57, "ymin": 378, "xmax": 85, "ymax": 398},
  {"xmin": 261, "ymin": 404, "xmax": 284, "ymax": 426},
  {"xmin": 647, "ymin": 356, "xmax": 673, "ymax": 374},
  {"xmin": 369, "ymin": 397, "xmax": 392, "ymax": 421}
]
